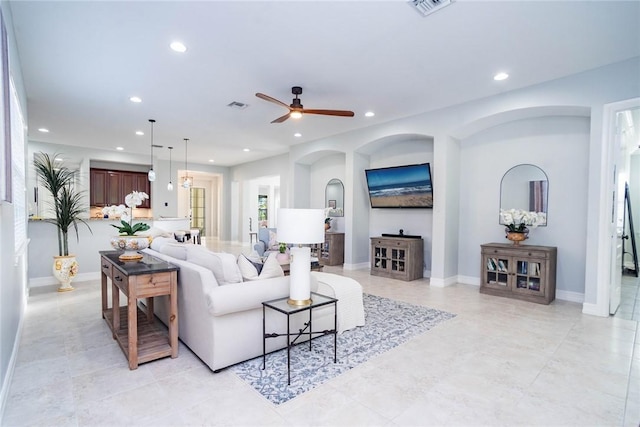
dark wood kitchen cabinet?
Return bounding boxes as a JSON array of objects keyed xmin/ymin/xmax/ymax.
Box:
[{"xmin": 90, "ymin": 169, "xmax": 151, "ymax": 207}]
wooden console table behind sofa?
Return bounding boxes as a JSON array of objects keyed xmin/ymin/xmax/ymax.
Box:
[{"xmin": 100, "ymin": 250, "xmax": 179, "ymax": 369}]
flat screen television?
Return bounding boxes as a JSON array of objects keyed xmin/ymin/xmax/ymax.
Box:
[{"xmin": 365, "ymin": 163, "xmax": 433, "ymax": 208}]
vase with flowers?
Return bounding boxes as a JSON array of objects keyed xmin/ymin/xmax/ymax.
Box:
[
  {"xmin": 110, "ymin": 191, "xmax": 151, "ymax": 260},
  {"xmin": 499, "ymin": 208, "xmax": 546, "ymax": 245}
]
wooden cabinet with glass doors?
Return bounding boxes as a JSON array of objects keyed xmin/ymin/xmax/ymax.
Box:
[{"xmin": 480, "ymin": 243, "xmax": 557, "ymax": 304}]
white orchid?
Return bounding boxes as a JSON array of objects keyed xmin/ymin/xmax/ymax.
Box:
[
  {"xmin": 125, "ymin": 191, "xmax": 149, "ymax": 208},
  {"xmin": 101, "ymin": 204, "xmax": 126, "ymax": 217},
  {"xmin": 112, "ymin": 191, "xmax": 150, "ymax": 236},
  {"xmin": 500, "ymin": 208, "xmax": 546, "ymax": 232}
]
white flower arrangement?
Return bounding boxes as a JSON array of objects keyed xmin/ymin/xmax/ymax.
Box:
[
  {"xmin": 500, "ymin": 208, "xmax": 546, "ymax": 232},
  {"xmin": 102, "ymin": 204, "xmax": 126, "ymax": 218},
  {"xmin": 111, "ymin": 191, "xmax": 150, "ymax": 236}
]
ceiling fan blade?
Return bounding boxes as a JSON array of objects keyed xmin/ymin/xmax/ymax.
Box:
[
  {"xmin": 303, "ymin": 109, "xmax": 355, "ymax": 117},
  {"xmin": 255, "ymin": 93, "xmax": 289, "ymax": 109},
  {"xmin": 271, "ymin": 112, "xmax": 290, "ymax": 123}
]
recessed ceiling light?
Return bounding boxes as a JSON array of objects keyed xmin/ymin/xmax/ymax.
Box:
[
  {"xmin": 129, "ymin": 96, "xmax": 142, "ymax": 103},
  {"xmin": 54, "ymin": 157, "xmax": 63, "ymax": 162},
  {"xmin": 208, "ymin": 159, "xmax": 215, "ymax": 163},
  {"xmin": 243, "ymin": 148, "xmax": 250, "ymax": 152},
  {"xmin": 494, "ymin": 72, "xmax": 509, "ymax": 81},
  {"xmin": 116, "ymin": 146, "xmax": 124, "ymax": 151},
  {"xmin": 170, "ymin": 41, "xmax": 187, "ymax": 53},
  {"xmin": 294, "ymin": 133, "xmax": 302, "ymax": 138},
  {"xmin": 136, "ymin": 131, "xmax": 144, "ymax": 136},
  {"xmin": 365, "ymin": 111, "xmax": 375, "ymax": 118},
  {"xmin": 38, "ymin": 128, "xmax": 49, "ymax": 133}
]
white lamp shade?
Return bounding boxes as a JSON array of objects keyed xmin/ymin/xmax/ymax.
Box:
[
  {"xmin": 277, "ymin": 208, "xmax": 325, "ymax": 244},
  {"xmin": 277, "ymin": 208, "xmax": 325, "ymax": 306}
]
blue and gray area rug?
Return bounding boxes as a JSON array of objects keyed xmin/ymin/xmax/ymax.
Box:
[{"xmin": 230, "ymin": 293, "xmax": 456, "ymax": 405}]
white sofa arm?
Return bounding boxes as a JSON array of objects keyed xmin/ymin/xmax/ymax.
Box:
[{"xmin": 205, "ymin": 276, "xmax": 290, "ymax": 316}]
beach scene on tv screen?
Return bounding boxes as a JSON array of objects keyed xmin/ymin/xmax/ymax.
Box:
[{"xmin": 366, "ymin": 164, "xmax": 433, "ymax": 208}]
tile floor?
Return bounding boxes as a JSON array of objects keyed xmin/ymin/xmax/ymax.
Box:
[{"xmin": 2, "ymin": 239, "xmax": 639, "ymax": 426}]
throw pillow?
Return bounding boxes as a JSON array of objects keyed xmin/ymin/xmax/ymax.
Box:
[
  {"xmin": 259, "ymin": 252, "xmax": 285, "ymax": 279},
  {"xmin": 237, "ymin": 254, "xmax": 263, "ymax": 281},
  {"xmin": 149, "ymin": 236, "xmax": 173, "ymax": 252},
  {"xmin": 186, "ymin": 249, "xmax": 243, "ymax": 285}
]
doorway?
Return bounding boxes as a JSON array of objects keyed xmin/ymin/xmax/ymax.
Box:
[{"xmin": 613, "ymin": 107, "xmax": 640, "ymax": 320}]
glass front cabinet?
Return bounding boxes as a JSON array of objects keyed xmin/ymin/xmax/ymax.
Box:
[{"xmin": 480, "ymin": 243, "xmax": 557, "ymax": 304}]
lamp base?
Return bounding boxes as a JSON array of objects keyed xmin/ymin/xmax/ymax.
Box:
[{"xmin": 287, "ymin": 297, "xmax": 313, "ymax": 306}]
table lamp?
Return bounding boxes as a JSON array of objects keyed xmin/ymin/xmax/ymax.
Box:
[{"xmin": 277, "ymin": 208, "xmax": 325, "ymax": 305}]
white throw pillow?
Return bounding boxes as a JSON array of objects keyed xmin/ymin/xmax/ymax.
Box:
[
  {"xmin": 259, "ymin": 252, "xmax": 285, "ymax": 279},
  {"xmin": 238, "ymin": 252, "xmax": 284, "ymax": 281},
  {"xmin": 187, "ymin": 248, "xmax": 243, "ymax": 285},
  {"xmin": 237, "ymin": 254, "xmax": 261, "ymax": 281}
]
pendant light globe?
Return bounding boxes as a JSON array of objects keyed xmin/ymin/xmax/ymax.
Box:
[
  {"xmin": 167, "ymin": 146, "xmax": 174, "ymax": 191},
  {"xmin": 182, "ymin": 138, "xmax": 191, "ymax": 189},
  {"xmin": 148, "ymin": 119, "xmax": 157, "ymax": 182}
]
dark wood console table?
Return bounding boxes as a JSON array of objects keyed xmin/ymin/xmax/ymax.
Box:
[{"xmin": 99, "ymin": 251, "xmax": 179, "ymax": 369}]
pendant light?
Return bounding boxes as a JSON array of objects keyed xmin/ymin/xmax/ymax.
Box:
[
  {"xmin": 182, "ymin": 138, "xmax": 191, "ymax": 189},
  {"xmin": 147, "ymin": 119, "xmax": 156, "ymax": 182},
  {"xmin": 167, "ymin": 146, "xmax": 174, "ymax": 191}
]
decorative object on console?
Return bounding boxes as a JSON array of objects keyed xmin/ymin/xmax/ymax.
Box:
[
  {"xmin": 499, "ymin": 208, "xmax": 546, "ymax": 245},
  {"xmin": 147, "ymin": 119, "xmax": 156, "ymax": 182},
  {"xmin": 33, "ymin": 152, "xmax": 92, "ymax": 292},
  {"xmin": 110, "ymin": 191, "xmax": 151, "ymax": 261},
  {"xmin": 276, "ymin": 242, "xmax": 290, "ymax": 263},
  {"xmin": 181, "ymin": 138, "xmax": 192, "ymax": 189},
  {"xmin": 277, "ymin": 208, "xmax": 325, "ymax": 305}
]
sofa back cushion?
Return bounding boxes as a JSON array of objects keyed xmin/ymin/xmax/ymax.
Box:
[
  {"xmin": 186, "ymin": 246, "xmax": 243, "ymax": 285},
  {"xmin": 159, "ymin": 243, "xmax": 188, "ymax": 261}
]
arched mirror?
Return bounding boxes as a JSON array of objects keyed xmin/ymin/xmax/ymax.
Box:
[
  {"xmin": 500, "ymin": 164, "xmax": 548, "ymax": 226},
  {"xmin": 325, "ymin": 178, "xmax": 344, "ymax": 217}
]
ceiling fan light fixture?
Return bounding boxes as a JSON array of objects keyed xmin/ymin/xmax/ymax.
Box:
[{"xmin": 290, "ymin": 111, "xmax": 303, "ymax": 119}]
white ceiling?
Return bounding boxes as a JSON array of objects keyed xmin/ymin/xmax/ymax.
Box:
[{"xmin": 8, "ymin": 0, "xmax": 640, "ymax": 167}]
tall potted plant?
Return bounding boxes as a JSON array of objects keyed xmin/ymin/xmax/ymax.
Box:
[{"xmin": 33, "ymin": 152, "xmax": 91, "ymax": 291}]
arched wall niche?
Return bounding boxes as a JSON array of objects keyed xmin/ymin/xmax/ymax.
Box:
[
  {"xmin": 354, "ymin": 133, "xmax": 435, "ymax": 275},
  {"xmin": 452, "ymin": 105, "xmax": 591, "ymax": 140}
]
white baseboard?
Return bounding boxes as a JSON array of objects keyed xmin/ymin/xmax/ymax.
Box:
[
  {"xmin": 556, "ymin": 290, "xmax": 584, "ymax": 303},
  {"xmin": 457, "ymin": 275, "xmax": 480, "ymax": 286},
  {"xmin": 0, "ymin": 299, "xmax": 25, "ymax": 420},
  {"xmin": 429, "ymin": 276, "xmax": 458, "ymax": 287},
  {"xmin": 343, "ymin": 262, "xmax": 369, "ymax": 271},
  {"xmin": 29, "ymin": 271, "xmax": 101, "ymax": 288}
]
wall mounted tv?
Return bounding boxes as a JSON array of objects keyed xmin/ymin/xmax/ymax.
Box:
[{"xmin": 365, "ymin": 163, "xmax": 433, "ymax": 208}]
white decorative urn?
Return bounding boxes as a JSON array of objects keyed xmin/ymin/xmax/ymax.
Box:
[{"xmin": 52, "ymin": 255, "xmax": 78, "ymax": 292}]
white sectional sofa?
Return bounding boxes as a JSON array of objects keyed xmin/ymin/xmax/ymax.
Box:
[{"xmin": 142, "ymin": 237, "xmax": 365, "ymax": 372}]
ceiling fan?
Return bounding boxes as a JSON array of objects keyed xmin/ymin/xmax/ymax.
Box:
[{"xmin": 255, "ymin": 86, "xmax": 355, "ymax": 123}]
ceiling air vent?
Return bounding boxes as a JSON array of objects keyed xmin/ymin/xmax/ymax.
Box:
[
  {"xmin": 227, "ymin": 101, "xmax": 248, "ymax": 110},
  {"xmin": 410, "ymin": 0, "xmax": 452, "ymax": 17}
]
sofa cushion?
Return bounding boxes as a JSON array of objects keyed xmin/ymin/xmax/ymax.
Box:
[
  {"xmin": 149, "ymin": 236, "xmax": 174, "ymax": 252},
  {"xmin": 186, "ymin": 247, "xmax": 243, "ymax": 285}
]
